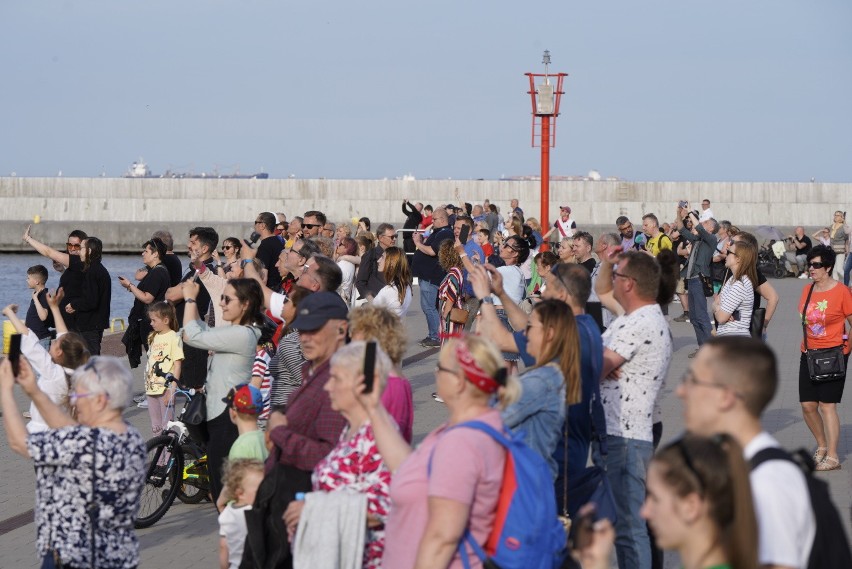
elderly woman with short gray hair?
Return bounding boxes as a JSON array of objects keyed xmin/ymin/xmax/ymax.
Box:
[{"xmin": 0, "ymin": 355, "xmax": 146, "ymax": 569}]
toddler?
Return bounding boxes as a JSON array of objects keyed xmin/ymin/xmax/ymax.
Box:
[{"xmin": 218, "ymin": 458, "xmax": 264, "ymax": 569}]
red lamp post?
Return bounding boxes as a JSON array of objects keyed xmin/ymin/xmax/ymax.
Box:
[{"xmin": 526, "ymin": 50, "xmax": 567, "ymax": 251}]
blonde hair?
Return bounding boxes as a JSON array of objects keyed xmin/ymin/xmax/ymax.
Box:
[
  {"xmin": 348, "ymin": 304, "xmax": 407, "ymax": 366},
  {"xmin": 221, "ymin": 458, "xmax": 265, "ymax": 504}
]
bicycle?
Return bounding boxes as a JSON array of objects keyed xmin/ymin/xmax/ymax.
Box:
[{"xmin": 135, "ymin": 376, "xmax": 211, "ymax": 529}]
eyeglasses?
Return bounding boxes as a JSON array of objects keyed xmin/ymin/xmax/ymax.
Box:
[
  {"xmin": 502, "ymin": 242, "xmax": 521, "ymax": 252},
  {"xmin": 66, "ymin": 243, "xmax": 81, "ymax": 250},
  {"xmin": 69, "ymin": 392, "xmax": 99, "ymax": 405},
  {"xmin": 726, "ymin": 250, "xmax": 739, "ymax": 258},
  {"xmin": 808, "ymin": 261, "xmax": 826, "ymax": 269},
  {"xmin": 617, "ymin": 224, "xmax": 632, "ymax": 232},
  {"xmin": 612, "ymin": 270, "xmax": 634, "ymax": 281},
  {"xmin": 680, "ymin": 370, "xmax": 727, "ymax": 391},
  {"xmin": 381, "ymin": 233, "xmax": 397, "ymax": 240},
  {"xmin": 302, "ymin": 223, "xmax": 321, "ymax": 229},
  {"xmin": 221, "ymin": 294, "xmax": 236, "ymax": 304}
]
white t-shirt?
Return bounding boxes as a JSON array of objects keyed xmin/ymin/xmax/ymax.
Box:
[
  {"xmin": 698, "ymin": 207, "xmax": 714, "ymax": 222},
  {"xmin": 219, "ymin": 502, "xmax": 251, "ymax": 569},
  {"xmin": 373, "ymin": 284, "xmax": 412, "ymax": 317},
  {"xmin": 554, "ymin": 217, "xmax": 577, "ymax": 239},
  {"xmin": 336, "ymin": 259, "xmax": 356, "ymax": 305},
  {"xmin": 601, "ymin": 303, "xmax": 672, "ymax": 442},
  {"xmin": 492, "ymin": 265, "xmax": 525, "ymax": 306},
  {"xmin": 716, "ymin": 275, "xmax": 753, "ymax": 336},
  {"xmin": 744, "ymin": 432, "xmax": 815, "ymax": 568}
]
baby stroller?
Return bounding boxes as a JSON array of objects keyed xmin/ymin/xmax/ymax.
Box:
[{"xmin": 757, "ymin": 240, "xmax": 787, "ymax": 278}]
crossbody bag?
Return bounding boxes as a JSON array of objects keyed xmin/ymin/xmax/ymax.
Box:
[{"xmin": 801, "ymin": 284, "xmax": 847, "ymax": 383}]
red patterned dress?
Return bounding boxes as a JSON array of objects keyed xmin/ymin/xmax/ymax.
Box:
[
  {"xmin": 438, "ymin": 266, "xmax": 464, "ymax": 343},
  {"xmin": 311, "ymin": 421, "xmax": 392, "ymax": 568}
]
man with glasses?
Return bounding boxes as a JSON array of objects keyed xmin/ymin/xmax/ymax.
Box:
[
  {"xmin": 253, "ymin": 212, "xmax": 285, "ymax": 289},
  {"xmin": 354, "ymin": 223, "xmax": 396, "ymax": 305},
  {"xmin": 21, "ymin": 227, "xmax": 88, "ymax": 332},
  {"xmin": 301, "ymin": 210, "xmax": 327, "ymax": 239},
  {"xmin": 598, "ymin": 250, "xmax": 672, "ymax": 569},
  {"xmin": 241, "ymin": 238, "xmax": 321, "ymax": 315},
  {"xmin": 296, "ymin": 256, "xmax": 342, "ymax": 294},
  {"xmin": 412, "ymin": 209, "xmax": 454, "ymax": 347},
  {"xmin": 678, "ymin": 337, "xmax": 815, "ymax": 569},
  {"xmin": 321, "ymin": 222, "xmax": 336, "ymax": 240}
]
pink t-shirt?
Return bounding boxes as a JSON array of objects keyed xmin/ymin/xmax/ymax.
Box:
[
  {"xmin": 381, "ymin": 410, "xmax": 506, "ymax": 569},
  {"xmin": 381, "ymin": 374, "xmax": 414, "ymax": 443}
]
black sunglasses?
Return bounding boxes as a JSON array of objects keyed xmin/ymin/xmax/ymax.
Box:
[
  {"xmin": 808, "ymin": 261, "xmax": 826, "ymax": 269},
  {"xmin": 302, "ymin": 223, "xmax": 321, "ymax": 229}
]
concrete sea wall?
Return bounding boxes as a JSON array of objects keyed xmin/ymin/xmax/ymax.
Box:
[{"xmin": 0, "ymin": 177, "xmax": 849, "ymax": 250}]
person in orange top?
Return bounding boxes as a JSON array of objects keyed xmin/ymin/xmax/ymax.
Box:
[{"xmin": 797, "ymin": 244, "xmax": 852, "ymax": 471}]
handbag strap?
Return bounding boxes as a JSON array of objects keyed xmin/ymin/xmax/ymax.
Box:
[
  {"xmin": 801, "ymin": 284, "xmax": 816, "ymax": 352},
  {"xmin": 88, "ymin": 428, "xmax": 100, "ymax": 569}
]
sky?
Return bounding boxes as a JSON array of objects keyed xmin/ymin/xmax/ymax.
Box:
[{"xmin": 1, "ymin": 1, "xmax": 850, "ymax": 182}]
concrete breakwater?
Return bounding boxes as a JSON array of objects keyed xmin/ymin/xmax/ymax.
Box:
[{"xmin": 0, "ymin": 176, "xmax": 849, "ymax": 250}]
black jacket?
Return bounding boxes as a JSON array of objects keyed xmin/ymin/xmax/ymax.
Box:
[{"xmin": 69, "ymin": 257, "xmax": 111, "ymax": 332}]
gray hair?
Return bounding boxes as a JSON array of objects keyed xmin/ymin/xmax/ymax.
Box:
[
  {"xmin": 600, "ymin": 232, "xmax": 621, "ymax": 247},
  {"xmin": 72, "ymin": 356, "xmax": 134, "ymax": 411},
  {"xmin": 295, "ymin": 238, "xmax": 322, "ymax": 259},
  {"xmin": 330, "ymin": 341, "xmax": 392, "ymax": 396}
]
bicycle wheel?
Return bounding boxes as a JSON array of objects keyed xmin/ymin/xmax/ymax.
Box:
[
  {"xmin": 135, "ymin": 434, "xmax": 184, "ymax": 529},
  {"xmin": 177, "ymin": 443, "xmax": 209, "ymax": 504}
]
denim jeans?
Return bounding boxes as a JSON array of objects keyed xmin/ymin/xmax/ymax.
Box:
[
  {"xmin": 418, "ymin": 279, "xmax": 440, "ymax": 340},
  {"xmin": 605, "ymin": 435, "xmax": 653, "ymax": 569},
  {"xmin": 844, "ymin": 253, "xmax": 852, "ymax": 286},
  {"xmin": 686, "ymin": 277, "xmax": 712, "ymax": 346}
]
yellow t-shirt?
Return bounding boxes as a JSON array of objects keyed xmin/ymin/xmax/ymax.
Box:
[
  {"xmin": 145, "ymin": 330, "xmax": 185, "ymax": 395},
  {"xmin": 646, "ymin": 233, "xmax": 673, "ymax": 256}
]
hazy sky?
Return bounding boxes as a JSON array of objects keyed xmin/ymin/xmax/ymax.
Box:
[{"xmin": 2, "ymin": 1, "xmax": 850, "ymax": 182}]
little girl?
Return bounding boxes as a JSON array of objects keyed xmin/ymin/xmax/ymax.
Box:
[
  {"xmin": 144, "ymin": 301, "xmax": 184, "ymax": 434},
  {"xmin": 219, "ymin": 459, "xmax": 265, "ymax": 569}
]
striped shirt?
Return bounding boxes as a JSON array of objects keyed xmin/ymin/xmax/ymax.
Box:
[
  {"xmin": 717, "ymin": 275, "xmax": 753, "ymax": 336},
  {"xmin": 267, "ymin": 331, "xmax": 306, "ymax": 409}
]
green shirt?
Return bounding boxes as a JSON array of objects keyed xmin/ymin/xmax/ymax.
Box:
[{"xmin": 228, "ymin": 430, "xmax": 269, "ymax": 461}]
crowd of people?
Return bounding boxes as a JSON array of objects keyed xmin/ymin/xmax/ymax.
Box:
[{"xmin": 1, "ymin": 197, "xmax": 850, "ymax": 569}]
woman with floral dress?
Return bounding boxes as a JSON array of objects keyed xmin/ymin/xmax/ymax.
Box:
[
  {"xmin": 284, "ymin": 341, "xmax": 393, "ymax": 568},
  {"xmin": 438, "ymin": 240, "xmax": 465, "ymax": 343},
  {"xmin": 0, "ymin": 355, "xmax": 146, "ymax": 569}
]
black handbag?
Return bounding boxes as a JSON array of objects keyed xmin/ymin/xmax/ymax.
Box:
[
  {"xmin": 183, "ymin": 392, "xmax": 207, "ymax": 425},
  {"xmin": 750, "ymin": 307, "xmax": 766, "ymax": 339},
  {"xmin": 801, "ymin": 284, "xmax": 847, "ymax": 383}
]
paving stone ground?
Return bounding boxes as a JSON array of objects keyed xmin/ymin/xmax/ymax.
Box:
[{"xmin": 0, "ymin": 277, "xmax": 849, "ymax": 568}]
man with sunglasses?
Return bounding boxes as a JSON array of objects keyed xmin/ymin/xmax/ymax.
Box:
[
  {"xmin": 21, "ymin": 227, "xmax": 88, "ymax": 332},
  {"xmin": 301, "ymin": 210, "xmax": 327, "ymax": 239},
  {"xmin": 678, "ymin": 337, "xmax": 815, "ymax": 569},
  {"xmin": 354, "ymin": 223, "xmax": 396, "ymax": 304},
  {"xmin": 253, "ymin": 212, "xmax": 285, "ymax": 289},
  {"xmin": 598, "ymin": 250, "xmax": 672, "ymax": 569}
]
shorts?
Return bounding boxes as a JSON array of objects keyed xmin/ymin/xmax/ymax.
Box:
[
  {"xmin": 675, "ymin": 278, "xmax": 686, "ymax": 295},
  {"xmin": 799, "ymin": 352, "xmax": 847, "ymax": 403}
]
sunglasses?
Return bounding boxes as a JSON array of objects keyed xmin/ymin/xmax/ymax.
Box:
[
  {"xmin": 726, "ymin": 250, "xmax": 738, "ymax": 257},
  {"xmin": 502, "ymin": 242, "xmax": 521, "ymax": 252},
  {"xmin": 808, "ymin": 262, "xmax": 826, "ymax": 269},
  {"xmin": 222, "ymin": 245, "xmax": 234, "ymax": 251},
  {"xmin": 302, "ymin": 223, "xmax": 321, "ymax": 229},
  {"xmin": 221, "ymin": 294, "xmax": 237, "ymax": 304},
  {"xmin": 66, "ymin": 243, "xmax": 81, "ymax": 250}
]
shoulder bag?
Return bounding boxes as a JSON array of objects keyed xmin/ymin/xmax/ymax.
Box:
[{"xmin": 801, "ymin": 284, "xmax": 847, "ymax": 383}]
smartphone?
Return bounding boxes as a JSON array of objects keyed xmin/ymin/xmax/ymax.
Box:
[
  {"xmin": 678, "ymin": 200, "xmax": 688, "ymax": 209},
  {"xmin": 362, "ymin": 341, "xmax": 377, "ymax": 394},
  {"xmin": 459, "ymin": 224, "xmax": 470, "ymax": 245},
  {"xmin": 8, "ymin": 333, "xmax": 21, "ymax": 376}
]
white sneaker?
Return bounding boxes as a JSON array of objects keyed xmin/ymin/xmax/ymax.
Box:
[
  {"xmin": 133, "ymin": 394, "xmax": 146, "ymax": 403},
  {"xmin": 136, "ymin": 399, "xmax": 149, "ymax": 408},
  {"xmin": 798, "ymin": 273, "xmax": 809, "ymax": 279}
]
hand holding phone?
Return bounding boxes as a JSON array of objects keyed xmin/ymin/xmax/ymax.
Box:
[
  {"xmin": 459, "ymin": 224, "xmax": 470, "ymax": 245},
  {"xmin": 362, "ymin": 341, "xmax": 377, "ymax": 394}
]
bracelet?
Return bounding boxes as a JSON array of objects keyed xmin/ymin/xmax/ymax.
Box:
[
  {"xmin": 241, "ymin": 259, "xmax": 251, "ymax": 267},
  {"xmin": 479, "ymin": 297, "xmax": 495, "ymax": 304},
  {"xmin": 184, "ymin": 298, "xmax": 196, "ymax": 304}
]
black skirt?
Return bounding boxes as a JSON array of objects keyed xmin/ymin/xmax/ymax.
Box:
[{"xmin": 799, "ymin": 352, "xmax": 847, "ymax": 403}]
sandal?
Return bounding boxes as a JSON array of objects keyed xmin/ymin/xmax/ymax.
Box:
[
  {"xmin": 815, "ymin": 456, "xmax": 842, "ymax": 471},
  {"xmin": 813, "ymin": 447, "xmax": 828, "ymax": 463}
]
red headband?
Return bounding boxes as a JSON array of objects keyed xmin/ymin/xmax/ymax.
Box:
[{"xmin": 451, "ymin": 335, "xmax": 504, "ymax": 394}]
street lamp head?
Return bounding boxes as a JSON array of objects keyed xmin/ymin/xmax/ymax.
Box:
[{"xmin": 542, "ymin": 50, "xmax": 551, "ymax": 66}]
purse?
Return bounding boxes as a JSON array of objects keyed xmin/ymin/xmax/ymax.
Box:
[
  {"xmin": 750, "ymin": 307, "xmax": 766, "ymax": 339},
  {"xmin": 699, "ymin": 274, "xmax": 714, "ymax": 297},
  {"xmin": 183, "ymin": 392, "xmax": 207, "ymax": 425},
  {"xmin": 801, "ymin": 284, "xmax": 847, "ymax": 383},
  {"xmin": 449, "ymin": 307, "xmax": 470, "ymax": 325}
]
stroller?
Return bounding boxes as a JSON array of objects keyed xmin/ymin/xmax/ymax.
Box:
[{"xmin": 757, "ymin": 240, "xmax": 787, "ymax": 278}]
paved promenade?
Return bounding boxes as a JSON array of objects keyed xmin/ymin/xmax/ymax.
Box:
[{"xmin": 0, "ymin": 277, "xmax": 849, "ymax": 568}]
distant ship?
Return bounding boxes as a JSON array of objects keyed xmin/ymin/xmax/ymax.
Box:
[{"xmin": 124, "ymin": 160, "xmax": 269, "ymax": 179}]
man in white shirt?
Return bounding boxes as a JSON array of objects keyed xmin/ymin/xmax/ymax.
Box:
[
  {"xmin": 698, "ymin": 198, "xmax": 715, "ymax": 222},
  {"xmin": 678, "ymin": 336, "xmax": 815, "ymax": 569}
]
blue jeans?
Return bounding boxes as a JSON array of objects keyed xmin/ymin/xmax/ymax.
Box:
[
  {"xmin": 686, "ymin": 277, "xmax": 712, "ymax": 346},
  {"xmin": 605, "ymin": 435, "xmax": 653, "ymax": 569},
  {"xmin": 844, "ymin": 253, "xmax": 852, "ymax": 286},
  {"xmin": 418, "ymin": 279, "xmax": 440, "ymax": 340}
]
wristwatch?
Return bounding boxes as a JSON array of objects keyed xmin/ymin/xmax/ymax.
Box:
[
  {"xmin": 184, "ymin": 298, "xmax": 196, "ymax": 304},
  {"xmin": 479, "ymin": 297, "xmax": 495, "ymax": 304}
]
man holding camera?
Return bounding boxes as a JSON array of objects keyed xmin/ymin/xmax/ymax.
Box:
[
  {"xmin": 784, "ymin": 226, "xmax": 812, "ymax": 278},
  {"xmin": 675, "ymin": 205, "xmax": 719, "ymax": 357}
]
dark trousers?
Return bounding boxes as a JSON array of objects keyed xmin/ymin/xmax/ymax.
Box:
[
  {"xmin": 80, "ymin": 329, "xmax": 103, "ymax": 356},
  {"xmin": 206, "ymin": 409, "xmax": 239, "ymax": 502},
  {"xmin": 649, "ymin": 421, "xmax": 664, "ymax": 569}
]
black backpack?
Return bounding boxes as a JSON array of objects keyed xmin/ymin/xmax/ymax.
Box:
[{"xmin": 750, "ymin": 447, "xmax": 852, "ymax": 569}]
